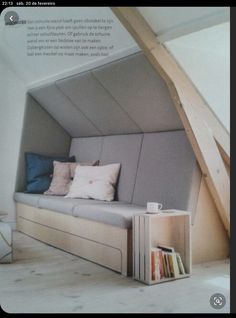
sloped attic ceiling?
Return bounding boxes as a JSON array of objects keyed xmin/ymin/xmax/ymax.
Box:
[
  {"xmin": 137, "ymin": 7, "xmax": 230, "ymax": 131},
  {"xmin": 29, "ymin": 53, "xmax": 183, "ymax": 137},
  {"xmin": 0, "ymin": 6, "xmax": 229, "ymax": 87},
  {"xmin": 1, "ymin": 6, "xmax": 229, "ymax": 130},
  {"xmin": 138, "ymin": 7, "xmax": 229, "ymax": 42}
]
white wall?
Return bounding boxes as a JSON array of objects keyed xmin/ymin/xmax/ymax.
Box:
[
  {"xmin": 0, "ymin": 59, "xmax": 26, "ymax": 227},
  {"xmin": 165, "ymin": 22, "xmax": 230, "ymax": 131}
]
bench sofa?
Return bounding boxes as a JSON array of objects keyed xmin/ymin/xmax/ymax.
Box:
[
  {"xmin": 15, "ymin": 131, "xmax": 201, "ymax": 275},
  {"xmin": 14, "ymin": 52, "xmax": 229, "ymax": 273}
]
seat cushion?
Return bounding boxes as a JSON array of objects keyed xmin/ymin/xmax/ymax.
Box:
[
  {"xmin": 72, "ymin": 201, "xmax": 146, "ymax": 229},
  {"xmin": 14, "ymin": 192, "xmax": 43, "ymax": 208},
  {"xmin": 14, "ymin": 192, "xmax": 81, "ymax": 216},
  {"xmin": 14, "ymin": 192, "xmax": 145, "ymax": 229},
  {"xmin": 38, "ymin": 196, "xmax": 81, "ymax": 215}
]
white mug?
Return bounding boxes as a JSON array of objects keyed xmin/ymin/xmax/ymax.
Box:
[{"xmin": 147, "ymin": 202, "xmax": 163, "ymax": 213}]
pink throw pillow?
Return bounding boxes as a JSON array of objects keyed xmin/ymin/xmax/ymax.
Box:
[{"xmin": 44, "ymin": 160, "xmax": 99, "ymax": 196}]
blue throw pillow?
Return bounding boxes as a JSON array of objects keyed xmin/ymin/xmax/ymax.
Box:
[{"xmin": 25, "ymin": 152, "xmax": 75, "ymax": 193}]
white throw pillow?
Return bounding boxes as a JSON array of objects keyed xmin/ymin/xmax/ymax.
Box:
[{"xmin": 65, "ymin": 163, "xmax": 121, "ymax": 201}]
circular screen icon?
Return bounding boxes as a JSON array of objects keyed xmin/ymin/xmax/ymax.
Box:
[
  {"xmin": 210, "ymin": 293, "xmax": 226, "ymax": 309},
  {"xmin": 4, "ymin": 11, "xmax": 19, "ymax": 25}
]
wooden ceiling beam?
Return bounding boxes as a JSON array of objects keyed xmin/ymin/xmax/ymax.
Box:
[{"xmin": 112, "ymin": 7, "xmax": 230, "ymax": 235}]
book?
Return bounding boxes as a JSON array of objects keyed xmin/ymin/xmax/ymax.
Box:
[
  {"xmin": 157, "ymin": 245, "xmax": 175, "ymax": 253},
  {"xmin": 158, "ymin": 249, "xmax": 164, "ymax": 278},
  {"xmin": 162, "ymin": 252, "xmax": 167, "ymax": 278},
  {"xmin": 163, "ymin": 252, "xmax": 171, "ymax": 277},
  {"xmin": 167, "ymin": 253, "xmax": 174, "ymax": 277},
  {"xmin": 151, "ymin": 249, "xmax": 156, "ymax": 280},
  {"xmin": 176, "ymin": 252, "xmax": 186, "ymax": 275},
  {"xmin": 167, "ymin": 252, "xmax": 180, "ymax": 278},
  {"xmin": 151, "ymin": 248, "xmax": 161, "ymax": 281}
]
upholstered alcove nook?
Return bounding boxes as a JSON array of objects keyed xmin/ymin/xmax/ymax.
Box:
[{"xmin": 14, "ymin": 52, "xmax": 229, "ymax": 275}]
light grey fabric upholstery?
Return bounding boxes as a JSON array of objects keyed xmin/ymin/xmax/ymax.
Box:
[
  {"xmin": 14, "ymin": 192, "xmax": 103, "ymax": 216},
  {"xmin": 57, "ymin": 72, "xmax": 141, "ymax": 135},
  {"xmin": 69, "ymin": 137, "xmax": 103, "ymax": 162},
  {"xmin": 38, "ymin": 196, "xmax": 96, "ymax": 216},
  {"xmin": 100, "ymin": 134, "xmax": 143, "ymax": 203},
  {"xmin": 29, "ymin": 83, "xmax": 100, "ymax": 137},
  {"xmin": 29, "ymin": 53, "xmax": 183, "ymax": 138},
  {"xmin": 92, "ymin": 53, "xmax": 183, "ymax": 133},
  {"xmin": 72, "ymin": 202, "xmax": 146, "ymax": 229},
  {"xmin": 132, "ymin": 131, "xmax": 201, "ymax": 211},
  {"xmin": 15, "ymin": 95, "xmax": 71, "ymax": 192},
  {"xmin": 14, "ymin": 192, "xmax": 43, "ymax": 208},
  {"xmin": 14, "ymin": 192, "xmax": 144, "ymax": 228},
  {"xmin": 38, "ymin": 196, "xmax": 73, "ymax": 215}
]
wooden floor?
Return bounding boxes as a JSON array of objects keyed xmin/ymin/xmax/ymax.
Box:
[{"xmin": 0, "ymin": 231, "xmax": 230, "ymax": 314}]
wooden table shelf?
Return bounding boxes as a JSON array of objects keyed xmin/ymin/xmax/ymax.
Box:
[{"xmin": 133, "ymin": 210, "xmax": 191, "ymax": 285}]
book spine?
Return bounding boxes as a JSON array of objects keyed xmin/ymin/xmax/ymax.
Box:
[
  {"xmin": 151, "ymin": 250, "xmax": 156, "ymax": 281},
  {"xmin": 176, "ymin": 253, "xmax": 186, "ymax": 275},
  {"xmin": 155, "ymin": 250, "xmax": 161, "ymax": 281},
  {"xmin": 172, "ymin": 252, "xmax": 180, "ymax": 278},
  {"xmin": 158, "ymin": 250, "xmax": 164, "ymax": 279},
  {"xmin": 168, "ymin": 253, "xmax": 174, "ymax": 277}
]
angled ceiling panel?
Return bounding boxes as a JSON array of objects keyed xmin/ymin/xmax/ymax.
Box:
[
  {"xmin": 93, "ymin": 53, "xmax": 183, "ymax": 132},
  {"xmin": 57, "ymin": 72, "xmax": 141, "ymax": 135},
  {"xmin": 138, "ymin": 7, "xmax": 230, "ymax": 42},
  {"xmin": 29, "ymin": 83, "xmax": 100, "ymax": 137}
]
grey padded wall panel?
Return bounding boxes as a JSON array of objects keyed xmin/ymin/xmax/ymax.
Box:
[
  {"xmin": 132, "ymin": 131, "xmax": 200, "ymax": 211},
  {"xmin": 15, "ymin": 95, "xmax": 71, "ymax": 192},
  {"xmin": 69, "ymin": 137, "xmax": 103, "ymax": 162},
  {"xmin": 100, "ymin": 134, "xmax": 143, "ymax": 203},
  {"xmin": 93, "ymin": 53, "xmax": 183, "ymax": 133},
  {"xmin": 57, "ymin": 72, "xmax": 141, "ymax": 135},
  {"xmin": 29, "ymin": 52, "xmax": 183, "ymax": 137},
  {"xmin": 29, "ymin": 84, "xmax": 100, "ymax": 137}
]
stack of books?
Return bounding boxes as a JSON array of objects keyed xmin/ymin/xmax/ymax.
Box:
[{"xmin": 151, "ymin": 245, "xmax": 185, "ymax": 281}]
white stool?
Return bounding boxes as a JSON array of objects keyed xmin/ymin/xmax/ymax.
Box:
[{"xmin": 0, "ymin": 213, "xmax": 12, "ymax": 263}]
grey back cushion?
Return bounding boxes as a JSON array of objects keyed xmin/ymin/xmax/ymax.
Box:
[
  {"xmin": 70, "ymin": 134, "xmax": 143, "ymax": 203},
  {"xmin": 69, "ymin": 137, "xmax": 103, "ymax": 162},
  {"xmin": 69, "ymin": 131, "xmax": 201, "ymax": 212},
  {"xmin": 100, "ymin": 134, "xmax": 143, "ymax": 203},
  {"xmin": 132, "ymin": 131, "xmax": 201, "ymax": 211},
  {"xmin": 29, "ymin": 83, "xmax": 100, "ymax": 137},
  {"xmin": 93, "ymin": 53, "xmax": 183, "ymax": 133}
]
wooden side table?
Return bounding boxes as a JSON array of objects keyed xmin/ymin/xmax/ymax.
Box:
[
  {"xmin": 0, "ymin": 212, "xmax": 12, "ymax": 263},
  {"xmin": 133, "ymin": 210, "xmax": 191, "ymax": 285}
]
